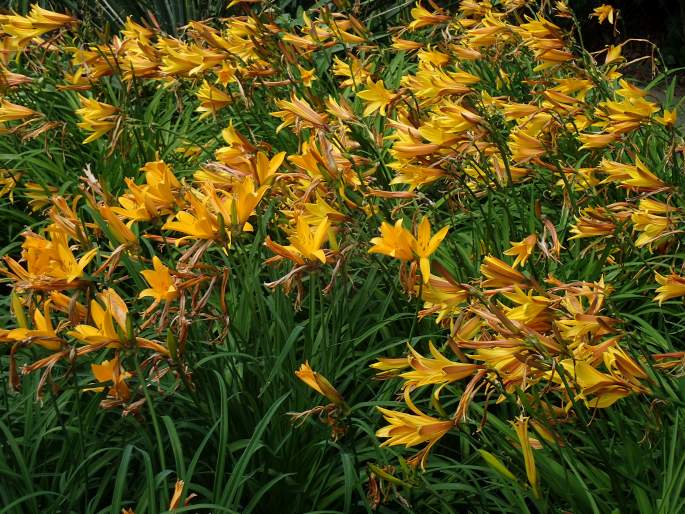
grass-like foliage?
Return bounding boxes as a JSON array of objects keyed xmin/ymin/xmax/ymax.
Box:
[{"xmin": 0, "ymin": 1, "xmax": 684, "ymax": 512}]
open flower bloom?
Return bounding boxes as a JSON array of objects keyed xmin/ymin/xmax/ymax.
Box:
[
  {"xmin": 196, "ymin": 80, "xmax": 232, "ymax": 118},
  {"xmin": 69, "ymin": 288, "xmax": 168, "ymax": 354},
  {"xmin": 407, "ymin": 4, "xmax": 450, "ymax": 31},
  {"xmin": 254, "ymin": 151, "xmax": 286, "ymax": 186},
  {"xmin": 376, "ymin": 395, "xmax": 453, "ymax": 469},
  {"xmin": 369, "ymin": 219, "xmax": 414, "ymax": 261},
  {"xmin": 412, "ymin": 217, "xmax": 449, "ymax": 283},
  {"xmin": 6, "ymin": 301, "xmax": 63, "ymax": 351},
  {"xmin": 401, "ymin": 341, "xmax": 480, "ymax": 388},
  {"xmin": 0, "ymin": 5, "xmax": 75, "ymax": 48},
  {"xmin": 654, "ymin": 272, "xmax": 685, "ymax": 305},
  {"xmin": 163, "ymin": 191, "xmax": 220, "ymax": 243},
  {"xmin": 599, "ymin": 157, "xmax": 665, "ymax": 191},
  {"xmin": 554, "ymin": 359, "xmax": 634, "ymax": 408},
  {"xmin": 418, "ymin": 274, "xmax": 469, "ymax": 322},
  {"xmin": 139, "ymin": 256, "xmax": 177, "ymax": 303},
  {"xmin": 3, "ymin": 230, "xmax": 97, "ymax": 291},
  {"xmin": 271, "ymin": 94, "xmax": 328, "ymax": 133},
  {"xmin": 503, "ymin": 234, "xmax": 537, "ymax": 268},
  {"xmin": 590, "ymin": 4, "xmax": 615, "ymax": 24},
  {"xmin": 114, "ymin": 160, "xmax": 182, "ymax": 222},
  {"xmin": 68, "ymin": 288, "xmax": 129, "ymax": 346},
  {"xmin": 90, "ymin": 354, "xmax": 131, "ymax": 401},
  {"xmin": 265, "ymin": 216, "xmax": 331, "ymax": 265},
  {"xmin": 76, "ymin": 95, "xmax": 119, "ymax": 144},
  {"xmin": 356, "ymin": 78, "xmax": 395, "ymax": 117}
]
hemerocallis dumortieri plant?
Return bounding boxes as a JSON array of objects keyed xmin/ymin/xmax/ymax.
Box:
[{"xmin": 1, "ymin": 1, "xmax": 684, "ymax": 508}]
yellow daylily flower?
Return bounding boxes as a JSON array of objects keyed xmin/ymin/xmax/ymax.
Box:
[
  {"xmin": 76, "ymin": 95, "xmax": 118, "ymax": 144},
  {"xmin": 357, "ymin": 78, "xmax": 395, "ymax": 117},
  {"xmin": 590, "ymin": 4, "xmax": 615, "ymax": 24},
  {"xmin": 196, "ymin": 80, "xmax": 232, "ymax": 119},
  {"xmin": 295, "ymin": 361, "xmax": 345, "ymax": 406},
  {"xmin": 599, "ymin": 157, "xmax": 666, "ymax": 191},
  {"xmin": 69, "ymin": 288, "xmax": 128, "ymax": 346},
  {"xmin": 369, "ymin": 219, "xmax": 414, "ymax": 261},
  {"xmin": 0, "ymin": 99, "xmax": 40, "ymax": 123},
  {"xmin": 413, "ymin": 216, "xmax": 449, "ymax": 283},
  {"xmin": 401, "ymin": 341, "xmax": 480, "ymax": 388},
  {"xmin": 480, "ymin": 256, "xmax": 526, "ymax": 289},
  {"xmin": 376, "ymin": 399, "xmax": 453, "ymax": 469},
  {"xmin": 90, "ymin": 354, "xmax": 131, "ymax": 401},
  {"xmin": 139, "ymin": 256, "xmax": 177, "ymax": 303},
  {"xmin": 6, "ymin": 301, "xmax": 63, "ymax": 351},
  {"xmin": 503, "ymin": 234, "xmax": 537, "ymax": 268},
  {"xmin": 271, "ymin": 94, "xmax": 328, "ymax": 133},
  {"xmin": 654, "ymin": 272, "xmax": 685, "ymax": 305}
]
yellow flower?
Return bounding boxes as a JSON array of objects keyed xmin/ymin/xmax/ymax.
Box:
[
  {"xmin": 631, "ymin": 209, "xmax": 671, "ymax": 248},
  {"xmin": 158, "ymin": 39, "xmax": 224, "ymax": 76},
  {"xmin": 656, "ymin": 109, "xmax": 677, "ymax": 127},
  {"xmin": 210, "ymin": 178, "xmax": 269, "ymax": 232},
  {"xmin": 0, "ymin": 99, "xmax": 40, "ymax": 123},
  {"xmin": 331, "ymin": 56, "xmax": 371, "ymax": 88},
  {"xmin": 295, "ymin": 361, "xmax": 345, "ymax": 406},
  {"xmin": 90, "ymin": 354, "xmax": 131, "ymax": 401},
  {"xmin": 325, "ymin": 96, "xmax": 355, "ymax": 121},
  {"xmin": 163, "ymin": 192, "xmax": 220, "ymax": 243},
  {"xmin": 69, "ymin": 289, "xmax": 128, "ymax": 346},
  {"xmin": 0, "ymin": 6, "xmax": 75, "ymax": 48},
  {"xmin": 271, "ymin": 94, "xmax": 328, "ymax": 133},
  {"xmin": 391, "ymin": 36, "xmax": 424, "ymax": 51},
  {"xmin": 599, "ymin": 157, "xmax": 666, "ymax": 191},
  {"xmin": 418, "ymin": 274, "xmax": 469, "ymax": 323},
  {"xmin": 591, "ymin": 4, "xmax": 615, "ymax": 24},
  {"xmin": 480, "ymin": 256, "xmax": 526, "ymax": 289},
  {"xmin": 297, "ymin": 65, "xmax": 317, "ymax": 88},
  {"xmin": 401, "ymin": 342, "xmax": 479, "ymax": 388},
  {"xmin": 265, "ymin": 216, "xmax": 330, "ymax": 265},
  {"xmin": 98, "ymin": 204, "xmax": 137, "ymax": 245},
  {"xmin": 139, "ymin": 256, "xmax": 177, "ymax": 303},
  {"xmin": 407, "ymin": 4, "xmax": 450, "ymax": 31},
  {"xmin": 254, "ymin": 151, "xmax": 286, "ymax": 186},
  {"xmin": 27, "ymin": 5, "xmax": 77, "ymax": 30},
  {"xmin": 558, "ymin": 359, "xmax": 632, "ymax": 408},
  {"xmin": 605, "ymin": 44, "xmax": 623, "ymax": 65},
  {"xmin": 413, "ymin": 216, "xmax": 449, "ymax": 283},
  {"xmin": 69, "ymin": 289, "xmax": 168, "ymax": 354},
  {"xmin": 501, "ymin": 287, "xmax": 551, "ymax": 327},
  {"xmin": 579, "ymin": 131, "xmax": 619, "ymax": 150},
  {"xmin": 76, "ymin": 95, "xmax": 118, "ymax": 144},
  {"xmin": 508, "ymin": 129, "xmax": 545, "ymax": 163},
  {"xmin": 654, "ymin": 272, "xmax": 685, "ymax": 305},
  {"xmin": 389, "ymin": 163, "xmax": 445, "ymax": 190},
  {"xmin": 196, "ymin": 80, "xmax": 232, "ymax": 119},
  {"xmin": 503, "ymin": 234, "xmax": 537, "ymax": 268},
  {"xmin": 3, "ymin": 230, "xmax": 97, "ymax": 291},
  {"xmin": 7, "ymin": 301, "xmax": 63, "ymax": 351},
  {"xmin": 356, "ymin": 78, "xmax": 395, "ymax": 117},
  {"xmin": 376, "ymin": 400, "xmax": 453, "ymax": 469},
  {"xmin": 369, "ymin": 219, "xmax": 414, "ymax": 261},
  {"xmin": 288, "ymin": 216, "xmax": 330, "ymax": 263},
  {"xmin": 512, "ymin": 416, "xmax": 539, "ymax": 498}
]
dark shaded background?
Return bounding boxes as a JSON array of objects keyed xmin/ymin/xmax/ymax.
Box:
[{"xmin": 571, "ymin": 0, "xmax": 684, "ymax": 69}]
